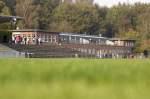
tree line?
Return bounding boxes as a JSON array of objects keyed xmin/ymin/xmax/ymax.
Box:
[{"xmin": 0, "ymin": 0, "xmax": 150, "ymax": 52}]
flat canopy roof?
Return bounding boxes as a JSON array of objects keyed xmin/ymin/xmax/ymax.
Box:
[
  {"xmin": 11, "ymin": 29, "xmax": 50, "ymax": 32},
  {"xmin": 0, "ymin": 15, "xmax": 23, "ymax": 23},
  {"xmin": 11, "ymin": 29, "xmax": 60, "ymax": 34},
  {"xmin": 110, "ymin": 38, "xmax": 136, "ymax": 41},
  {"xmin": 60, "ymin": 33, "xmax": 108, "ymax": 40}
]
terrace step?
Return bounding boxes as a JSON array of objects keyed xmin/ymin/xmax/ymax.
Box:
[
  {"xmin": 6, "ymin": 44, "xmax": 84, "ymax": 58},
  {"xmin": 0, "ymin": 43, "xmax": 25, "ymax": 58},
  {"xmin": 0, "ymin": 44, "xmax": 12, "ymax": 51}
]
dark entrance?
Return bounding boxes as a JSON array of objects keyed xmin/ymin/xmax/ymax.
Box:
[
  {"xmin": 0, "ymin": 31, "xmax": 11, "ymax": 43},
  {"xmin": 3, "ymin": 35, "xmax": 8, "ymax": 43}
]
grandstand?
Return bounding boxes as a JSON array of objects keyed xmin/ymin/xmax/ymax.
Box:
[
  {"xmin": 0, "ymin": 15, "xmax": 136, "ymax": 58},
  {"xmin": 10, "ymin": 29, "xmax": 135, "ymax": 58}
]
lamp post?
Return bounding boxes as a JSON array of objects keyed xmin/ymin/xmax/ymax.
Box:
[{"xmin": 11, "ymin": 17, "xmax": 17, "ymax": 29}]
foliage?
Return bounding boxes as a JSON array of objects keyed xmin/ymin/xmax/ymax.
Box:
[
  {"xmin": 124, "ymin": 29, "xmax": 140, "ymax": 39},
  {"xmin": 0, "ymin": 0, "xmax": 10, "ymax": 15},
  {"xmin": 15, "ymin": 0, "xmax": 41, "ymax": 29},
  {"xmin": 0, "ymin": 0, "xmax": 11, "ymax": 30},
  {"xmin": 139, "ymin": 40, "xmax": 150, "ymax": 52},
  {"xmin": 51, "ymin": 3, "xmax": 100, "ymax": 34}
]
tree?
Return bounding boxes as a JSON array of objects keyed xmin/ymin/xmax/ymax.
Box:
[
  {"xmin": 51, "ymin": 3, "xmax": 100, "ymax": 34},
  {"xmin": 76, "ymin": 0, "xmax": 94, "ymax": 5},
  {"xmin": 37, "ymin": 0, "xmax": 61, "ymax": 29},
  {"xmin": 106, "ymin": 4, "xmax": 135, "ymax": 38},
  {"xmin": 4, "ymin": 0, "xmax": 16, "ymax": 15},
  {"xmin": 15, "ymin": 0, "xmax": 41, "ymax": 29},
  {"xmin": 137, "ymin": 6, "xmax": 150, "ymax": 40},
  {"xmin": 0, "ymin": 0, "xmax": 10, "ymax": 15},
  {"xmin": 0, "ymin": 0, "xmax": 5, "ymax": 13},
  {"xmin": 124, "ymin": 29, "xmax": 140, "ymax": 39},
  {"xmin": 0, "ymin": 0, "xmax": 12, "ymax": 30}
]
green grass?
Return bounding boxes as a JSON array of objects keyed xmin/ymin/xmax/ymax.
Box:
[{"xmin": 0, "ymin": 59, "xmax": 150, "ymax": 99}]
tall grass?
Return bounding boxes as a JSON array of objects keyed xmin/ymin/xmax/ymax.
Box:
[{"xmin": 0, "ymin": 59, "xmax": 150, "ymax": 99}]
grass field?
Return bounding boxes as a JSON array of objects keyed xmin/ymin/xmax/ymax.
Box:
[{"xmin": 0, "ymin": 59, "xmax": 150, "ymax": 99}]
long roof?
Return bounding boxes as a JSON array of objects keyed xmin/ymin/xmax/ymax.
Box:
[
  {"xmin": 11, "ymin": 29, "xmax": 49, "ymax": 32},
  {"xmin": 0, "ymin": 15, "xmax": 23, "ymax": 23},
  {"xmin": 60, "ymin": 33, "xmax": 108, "ymax": 39},
  {"xmin": 110, "ymin": 38, "xmax": 136, "ymax": 41},
  {"xmin": 11, "ymin": 29, "xmax": 60, "ymax": 34}
]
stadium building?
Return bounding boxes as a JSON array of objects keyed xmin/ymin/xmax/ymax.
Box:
[
  {"xmin": 0, "ymin": 15, "xmax": 136, "ymax": 58},
  {"xmin": 11, "ymin": 29, "xmax": 135, "ymax": 58}
]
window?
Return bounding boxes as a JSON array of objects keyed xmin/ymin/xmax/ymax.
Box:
[
  {"xmin": 32, "ymin": 34, "xmax": 35, "ymax": 37},
  {"xmin": 28, "ymin": 34, "xmax": 31, "ymax": 37},
  {"xmin": 53, "ymin": 36, "xmax": 56, "ymax": 43}
]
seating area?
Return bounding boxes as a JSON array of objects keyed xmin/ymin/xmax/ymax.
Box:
[
  {"xmin": 7, "ymin": 44, "xmax": 84, "ymax": 58},
  {"xmin": 62, "ymin": 44, "xmax": 132, "ymax": 58},
  {"xmin": 10, "ymin": 30, "xmax": 135, "ymax": 58},
  {"xmin": 0, "ymin": 44, "xmax": 9, "ymax": 51},
  {"xmin": 4, "ymin": 43, "xmax": 133, "ymax": 58}
]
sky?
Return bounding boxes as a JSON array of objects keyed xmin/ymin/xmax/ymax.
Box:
[{"xmin": 94, "ymin": 0, "xmax": 150, "ymax": 7}]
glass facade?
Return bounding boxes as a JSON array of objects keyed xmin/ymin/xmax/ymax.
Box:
[{"xmin": 59, "ymin": 33, "xmax": 108, "ymax": 45}]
